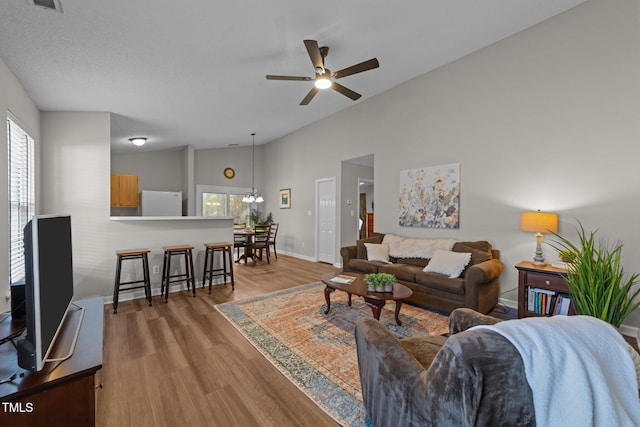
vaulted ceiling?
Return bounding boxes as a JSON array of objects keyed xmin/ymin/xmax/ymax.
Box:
[{"xmin": 0, "ymin": 0, "xmax": 585, "ymax": 152}]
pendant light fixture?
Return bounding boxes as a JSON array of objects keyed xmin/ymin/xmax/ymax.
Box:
[{"xmin": 242, "ymin": 133, "xmax": 263, "ymax": 203}]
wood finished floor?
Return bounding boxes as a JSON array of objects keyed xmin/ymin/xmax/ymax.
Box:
[
  {"xmin": 98, "ymin": 254, "xmax": 341, "ymax": 427},
  {"xmin": 97, "ymin": 254, "xmax": 525, "ymax": 427}
]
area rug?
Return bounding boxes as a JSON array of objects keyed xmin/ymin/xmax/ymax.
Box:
[{"xmin": 215, "ymin": 282, "xmax": 449, "ymax": 426}]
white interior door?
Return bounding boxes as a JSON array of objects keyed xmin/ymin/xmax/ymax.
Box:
[{"xmin": 316, "ymin": 178, "xmax": 336, "ymax": 264}]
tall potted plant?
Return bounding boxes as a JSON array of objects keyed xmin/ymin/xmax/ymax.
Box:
[{"xmin": 550, "ymin": 222, "xmax": 640, "ymax": 328}]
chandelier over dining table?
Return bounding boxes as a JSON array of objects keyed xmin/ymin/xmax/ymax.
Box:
[{"xmin": 242, "ymin": 132, "xmax": 263, "ymax": 203}]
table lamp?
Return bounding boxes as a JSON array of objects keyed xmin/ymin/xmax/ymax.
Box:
[{"xmin": 520, "ymin": 210, "xmax": 558, "ymax": 266}]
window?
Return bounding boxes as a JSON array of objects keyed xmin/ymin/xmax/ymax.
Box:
[
  {"xmin": 196, "ymin": 184, "xmax": 251, "ymax": 224},
  {"xmin": 7, "ymin": 116, "xmax": 35, "ymax": 286}
]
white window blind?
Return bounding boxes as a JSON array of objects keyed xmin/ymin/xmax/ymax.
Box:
[{"xmin": 7, "ymin": 116, "xmax": 35, "ymax": 286}]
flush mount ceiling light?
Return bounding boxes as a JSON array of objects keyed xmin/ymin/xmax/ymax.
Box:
[{"xmin": 129, "ymin": 137, "xmax": 147, "ymax": 147}]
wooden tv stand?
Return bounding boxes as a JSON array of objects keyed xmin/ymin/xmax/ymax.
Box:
[{"xmin": 0, "ymin": 297, "xmax": 103, "ymax": 426}]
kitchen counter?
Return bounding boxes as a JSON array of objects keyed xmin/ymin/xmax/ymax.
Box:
[{"xmin": 110, "ymin": 216, "xmax": 233, "ymax": 221}]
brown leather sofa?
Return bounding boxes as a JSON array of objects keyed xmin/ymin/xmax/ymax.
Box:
[
  {"xmin": 355, "ymin": 309, "xmax": 534, "ymax": 427},
  {"xmin": 340, "ymin": 233, "xmax": 503, "ymax": 314}
]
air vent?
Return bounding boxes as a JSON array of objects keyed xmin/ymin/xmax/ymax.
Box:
[{"xmin": 29, "ymin": 0, "xmax": 63, "ymax": 13}]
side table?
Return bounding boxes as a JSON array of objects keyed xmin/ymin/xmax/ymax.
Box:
[{"xmin": 516, "ymin": 261, "xmax": 575, "ymax": 318}]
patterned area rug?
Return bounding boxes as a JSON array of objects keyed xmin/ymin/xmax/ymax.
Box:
[{"xmin": 215, "ymin": 282, "xmax": 449, "ymax": 426}]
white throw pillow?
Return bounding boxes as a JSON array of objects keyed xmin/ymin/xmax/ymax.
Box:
[
  {"xmin": 364, "ymin": 243, "xmax": 392, "ymax": 263},
  {"xmin": 423, "ymin": 249, "xmax": 471, "ymax": 278}
]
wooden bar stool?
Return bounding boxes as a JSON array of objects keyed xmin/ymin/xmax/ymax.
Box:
[
  {"xmin": 161, "ymin": 245, "xmax": 196, "ymax": 303},
  {"xmin": 202, "ymin": 242, "xmax": 235, "ymax": 293},
  {"xmin": 113, "ymin": 248, "xmax": 152, "ymax": 314}
]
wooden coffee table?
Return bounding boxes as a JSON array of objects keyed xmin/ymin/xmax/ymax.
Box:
[{"xmin": 320, "ymin": 272, "xmax": 413, "ymax": 325}]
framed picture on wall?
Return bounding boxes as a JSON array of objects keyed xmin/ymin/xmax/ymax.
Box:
[{"xmin": 279, "ymin": 188, "xmax": 291, "ymax": 209}]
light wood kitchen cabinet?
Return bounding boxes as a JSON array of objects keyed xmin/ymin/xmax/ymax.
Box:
[{"xmin": 111, "ymin": 174, "xmax": 139, "ymax": 207}]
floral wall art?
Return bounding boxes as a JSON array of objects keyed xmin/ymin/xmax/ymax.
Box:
[{"xmin": 399, "ymin": 163, "xmax": 460, "ymax": 229}]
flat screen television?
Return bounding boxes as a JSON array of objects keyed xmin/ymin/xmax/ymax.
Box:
[{"xmin": 17, "ymin": 214, "xmax": 75, "ymax": 372}]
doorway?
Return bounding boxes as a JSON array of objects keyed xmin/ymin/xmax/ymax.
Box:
[
  {"xmin": 316, "ymin": 177, "xmax": 336, "ymax": 264},
  {"xmin": 340, "ymin": 154, "xmax": 374, "ymax": 249},
  {"xmin": 358, "ymin": 178, "xmax": 374, "ymax": 239}
]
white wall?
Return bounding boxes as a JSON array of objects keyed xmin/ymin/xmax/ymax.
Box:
[
  {"xmin": 260, "ymin": 0, "xmax": 640, "ymax": 328},
  {"xmin": 40, "ymin": 112, "xmax": 232, "ymax": 301},
  {"xmin": 0, "ymin": 57, "xmax": 40, "ymax": 312}
]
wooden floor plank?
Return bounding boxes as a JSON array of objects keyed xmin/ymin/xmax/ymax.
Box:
[
  {"xmin": 98, "ymin": 253, "xmax": 523, "ymax": 426},
  {"xmin": 98, "ymin": 255, "xmax": 340, "ymax": 427}
]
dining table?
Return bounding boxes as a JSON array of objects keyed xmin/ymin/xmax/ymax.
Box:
[{"xmin": 234, "ymin": 229, "xmax": 256, "ymax": 263}]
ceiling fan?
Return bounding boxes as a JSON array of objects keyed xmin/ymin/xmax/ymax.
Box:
[{"xmin": 266, "ymin": 40, "xmax": 380, "ymax": 105}]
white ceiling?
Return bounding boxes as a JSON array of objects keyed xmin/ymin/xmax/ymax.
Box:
[{"xmin": 0, "ymin": 0, "xmax": 585, "ymax": 152}]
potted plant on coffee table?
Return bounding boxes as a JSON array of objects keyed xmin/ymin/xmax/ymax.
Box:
[
  {"xmin": 550, "ymin": 222, "xmax": 640, "ymax": 328},
  {"xmin": 364, "ymin": 273, "xmax": 396, "ymax": 293}
]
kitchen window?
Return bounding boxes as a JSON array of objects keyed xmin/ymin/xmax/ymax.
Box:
[{"xmin": 196, "ymin": 184, "xmax": 251, "ymax": 224}]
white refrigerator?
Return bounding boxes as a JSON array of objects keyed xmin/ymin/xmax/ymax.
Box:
[{"xmin": 140, "ymin": 191, "xmax": 182, "ymax": 216}]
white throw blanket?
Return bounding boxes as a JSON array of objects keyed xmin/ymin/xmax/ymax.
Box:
[
  {"xmin": 382, "ymin": 234, "xmax": 453, "ymax": 259},
  {"xmin": 472, "ymin": 315, "xmax": 640, "ymax": 427}
]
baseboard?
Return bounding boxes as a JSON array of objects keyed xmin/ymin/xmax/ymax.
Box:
[
  {"xmin": 277, "ymin": 250, "xmax": 342, "ymax": 268},
  {"xmin": 276, "ymin": 250, "xmax": 315, "ymax": 262},
  {"xmin": 103, "ymin": 279, "xmax": 222, "ymax": 305},
  {"xmin": 498, "ymin": 296, "xmax": 518, "ymax": 310},
  {"xmin": 618, "ymin": 323, "xmax": 639, "ymax": 340}
]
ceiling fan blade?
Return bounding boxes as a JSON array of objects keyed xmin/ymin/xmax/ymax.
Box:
[
  {"xmin": 266, "ymin": 75, "xmax": 312, "ymax": 81},
  {"xmin": 304, "ymin": 39, "xmax": 324, "ymax": 72},
  {"xmin": 333, "ymin": 58, "xmax": 379, "ymax": 80},
  {"xmin": 332, "ymin": 82, "xmax": 361, "ymax": 101},
  {"xmin": 300, "ymin": 87, "xmax": 319, "ymax": 105}
]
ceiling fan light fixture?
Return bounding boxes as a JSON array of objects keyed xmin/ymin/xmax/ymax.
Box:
[
  {"xmin": 129, "ymin": 137, "xmax": 147, "ymax": 147},
  {"xmin": 314, "ymin": 76, "xmax": 332, "ymax": 89},
  {"xmin": 266, "ymin": 40, "xmax": 378, "ymax": 104}
]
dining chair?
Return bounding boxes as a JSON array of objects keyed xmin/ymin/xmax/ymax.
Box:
[
  {"xmin": 268, "ymin": 222, "xmax": 279, "ymax": 259},
  {"xmin": 253, "ymin": 225, "xmax": 272, "ymax": 263},
  {"xmin": 234, "ymin": 231, "xmax": 248, "ymax": 261}
]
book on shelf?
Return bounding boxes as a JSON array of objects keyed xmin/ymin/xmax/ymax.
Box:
[
  {"xmin": 526, "ymin": 286, "xmax": 565, "ymax": 315},
  {"xmin": 556, "ymin": 293, "xmax": 572, "ymax": 315},
  {"xmin": 330, "ymin": 274, "xmax": 356, "ymax": 284}
]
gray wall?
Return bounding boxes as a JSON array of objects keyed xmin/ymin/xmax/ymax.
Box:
[
  {"xmin": 112, "ymin": 150, "xmax": 183, "ymax": 192},
  {"xmin": 194, "ymin": 145, "xmax": 264, "ymax": 190},
  {"xmin": 259, "ymin": 0, "xmax": 640, "ymax": 328},
  {"xmin": 2, "ymin": 0, "xmax": 640, "ymax": 330},
  {"xmin": 39, "ymin": 112, "xmax": 232, "ymax": 302},
  {"xmin": 112, "ymin": 144, "xmax": 266, "ymax": 216}
]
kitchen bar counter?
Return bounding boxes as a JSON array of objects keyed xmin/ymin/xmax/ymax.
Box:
[{"xmin": 110, "ymin": 216, "xmax": 233, "ymax": 221}]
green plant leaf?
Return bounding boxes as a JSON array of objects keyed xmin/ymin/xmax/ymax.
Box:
[{"xmin": 549, "ymin": 221, "xmax": 640, "ymax": 327}]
